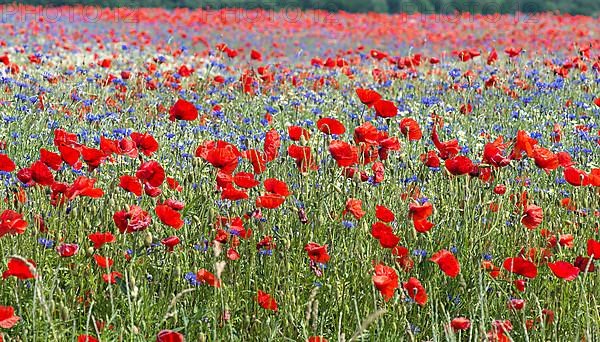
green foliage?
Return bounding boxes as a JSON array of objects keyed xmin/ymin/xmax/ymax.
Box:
[{"xmin": 0, "ymin": 0, "xmax": 599, "ymax": 14}]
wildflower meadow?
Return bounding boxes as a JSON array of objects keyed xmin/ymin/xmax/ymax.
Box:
[{"xmin": 0, "ymin": 5, "xmax": 599, "ymax": 341}]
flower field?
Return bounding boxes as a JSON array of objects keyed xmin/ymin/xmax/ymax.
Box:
[{"xmin": 0, "ymin": 6, "xmax": 599, "ymax": 341}]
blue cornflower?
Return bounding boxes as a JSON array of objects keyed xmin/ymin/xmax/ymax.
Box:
[
  {"xmin": 342, "ymin": 221, "xmax": 354, "ymax": 229},
  {"xmin": 38, "ymin": 238, "xmax": 54, "ymax": 249}
]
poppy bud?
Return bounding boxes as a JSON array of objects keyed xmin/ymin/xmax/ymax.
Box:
[
  {"xmin": 298, "ymin": 208, "xmax": 309, "ymax": 224},
  {"xmin": 144, "ymin": 232, "xmax": 153, "ymax": 247},
  {"xmin": 131, "ymin": 286, "xmax": 139, "ymax": 299},
  {"xmin": 493, "ymin": 185, "xmax": 507, "ymax": 195},
  {"xmin": 86, "ymin": 247, "xmax": 94, "ymax": 256},
  {"xmin": 59, "ymin": 303, "xmax": 69, "ymax": 320}
]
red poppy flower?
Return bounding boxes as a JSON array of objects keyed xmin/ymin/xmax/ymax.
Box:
[
  {"xmin": 370, "ymin": 222, "xmax": 400, "ymax": 248},
  {"xmin": 356, "ymin": 88, "xmax": 382, "ymax": 107},
  {"xmin": 375, "ymin": 205, "xmax": 395, "ymax": 222},
  {"xmin": 227, "ymin": 248, "xmax": 240, "ymax": 261},
  {"xmin": 81, "ymin": 147, "xmax": 105, "ymax": 172},
  {"xmin": 507, "ymin": 299, "xmax": 525, "ymax": 311},
  {"xmin": 100, "ymin": 136, "xmax": 120, "ymax": 156},
  {"xmin": 430, "ymin": 250, "xmax": 460, "ymax": 278},
  {"xmin": 264, "ymin": 129, "xmax": 280, "ymax": 162},
  {"xmin": 378, "ymin": 231, "xmax": 400, "ymax": 248},
  {"xmin": 432, "ymin": 125, "xmax": 460, "ymax": 160},
  {"xmin": 88, "ymin": 232, "xmax": 116, "ymax": 249},
  {"xmin": 450, "ymin": 317, "xmax": 471, "ymax": 331},
  {"xmin": 413, "ymin": 219, "xmax": 435, "ymax": 233},
  {"xmin": 420, "ymin": 151, "xmax": 440, "ymax": 168},
  {"xmin": 77, "ymin": 335, "xmax": 98, "ymax": 342},
  {"xmin": 169, "ymin": 99, "xmax": 198, "ymax": 121},
  {"xmin": 343, "ymin": 198, "xmax": 365, "ymax": 220},
  {"xmin": 493, "ymin": 185, "xmax": 507, "ymax": 195},
  {"xmin": 563, "ymin": 167, "xmax": 590, "ymax": 186},
  {"xmin": 136, "ymin": 161, "xmax": 165, "ymax": 187},
  {"xmin": 155, "ymin": 204, "xmax": 184, "ymax": 229},
  {"xmin": 93, "ymin": 255, "xmax": 114, "ymax": 269},
  {"xmin": 0, "ymin": 154, "xmax": 16, "ymax": 172},
  {"xmin": 510, "ymin": 130, "xmax": 537, "ymax": 159},
  {"xmin": 53, "ymin": 128, "xmax": 79, "ymax": 148},
  {"xmin": 256, "ymin": 194, "xmax": 286, "ymax": 209},
  {"xmin": 161, "ymin": 236, "xmax": 181, "ymax": 252},
  {"xmin": 215, "ymin": 172, "xmax": 233, "ymax": 189},
  {"xmin": 257, "ymin": 290, "xmax": 278, "ymax": 311},
  {"xmin": 548, "ymin": 261, "xmax": 579, "ymax": 281},
  {"xmin": 328, "ymin": 140, "xmax": 358, "ymax": 167},
  {"xmin": 119, "ymin": 175, "xmax": 143, "ymax": 196},
  {"xmin": 264, "ymin": 178, "xmax": 291, "ymax": 197},
  {"xmin": 206, "ymin": 147, "xmax": 239, "ymax": 174},
  {"xmin": 2, "ymin": 257, "xmax": 36, "ymax": 280},
  {"xmin": 371, "ymin": 99, "xmax": 396, "ymax": 118},
  {"xmin": 574, "ymin": 256, "xmax": 595, "ymax": 272},
  {"xmin": 317, "ymin": 118, "xmax": 345, "ymax": 135},
  {"xmin": 288, "ymin": 126, "xmax": 310, "ymax": 141},
  {"xmin": 371, "ymin": 162, "xmax": 385, "ymax": 183},
  {"xmin": 39, "ymin": 148, "xmax": 62, "ymax": 170},
  {"xmin": 233, "ymin": 172, "xmax": 260, "ymax": 189},
  {"xmin": 131, "ymin": 132, "xmax": 159, "ymax": 157},
  {"xmin": 221, "ymin": 185, "xmax": 249, "ymax": 201},
  {"xmin": 117, "ymin": 139, "xmax": 138, "ymax": 159},
  {"xmin": 482, "ymin": 142, "xmax": 511, "ymax": 168},
  {"xmin": 532, "ymin": 147, "xmax": 559, "ymax": 172},
  {"xmin": 588, "ymin": 239, "xmax": 600, "ymax": 260},
  {"xmin": 250, "ymin": 49, "xmax": 262, "ymax": 61},
  {"xmin": 57, "ymin": 243, "xmax": 79, "ymax": 257},
  {"xmin": 370, "ymin": 221, "xmax": 391, "ymax": 239},
  {"xmin": 391, "ymin": 246, "xmax": 414, "ymax": 272},
  {"xmin": 399, "ymin": 118, "xmax": 422, "ymax": 141},
  {"xmin": 521, "ymin": 205, "xmax": 543, "ymax": 230},
  {"xmin": 408, "ymin": 202, "xmax": 433, "ymax": 221},
  {"xmin": 102, "ymin": 271, "xmax": 123, "ymax": 284},
  {"xmin": 372, "ymin": 263, "xmax": 398, "ymax": 301},
  {"xmin": 166, "ymin": 177, "xmax": 182, "ymax": 191},
  {"xmin": 304, "ymin": 242, "xmax": 330, "ymax": 264},
  {"xmin": 0, "ymin": 210, "xmax": 28, "ymax": 238},
  {"xmin": 113, "ymin": 205, "xmax": 152, "ymax": 234},
  {"xmin": 307, "ymin": 337, "xmax": 328, "ymax": 342},
  {"xmin": 555, "ymin": 151, "xmax": 574, "ymax": 168},
  {"xmin": 156, "ymin": 330, "xmax": 184, "ymax": 342},
  {"xmin": 505, "ymin": 47, "xmax": 523, "ymax": 57},
  {"xmin": 445, "ymin": 155, "xmax": 474, "ymax": 176},
  {"xmin": 244, "ymin": 149, "xmax": 267, "ymax": 174},
  {"xmin": 287, "ymin": 145, "xmax": 317, "ymax": 172},
  {"xmin": 197, "ymin": 269, "xmax": 220, "ymax": 288},
  {"xmin": 503, "ymin": 257, "xmax": 538, "ymax": 278},
  {"xmin": 30, "ymin": 160, "xmax": 54, "ymax": 186},
  {"xmin": 512, "ymin": 279, "xmax": 527, "ymax": 292},
  {"xmin": 590, "ymin": 169, "xmax": 600, "ymax": 187},
  {"xmin": 403, "ymin": 277, "xmax": 427, "ymax": 306},
  {"xmin": 66, "ymin": 176, "xmax": 104, "ymax": 200},
  {"xmin": 144, "ymin": 182, "xmax": 161, "ymax": 198},
  {"xmin": 0, "ymin": 306, "xmax": 20, "ymax": 329},
  {"xmin": 353, "ymin": 122, "xmax": 380, "ymax": 144}
]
